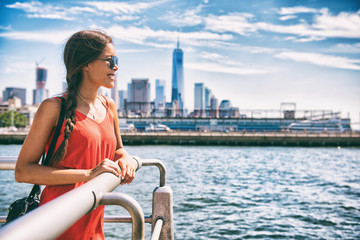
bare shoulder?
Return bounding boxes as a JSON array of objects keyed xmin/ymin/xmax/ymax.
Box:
[{"xmin": 35, "ymin": 97, "xmax": 62, "ymax": 125}]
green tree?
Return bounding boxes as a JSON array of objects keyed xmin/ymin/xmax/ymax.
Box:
[{"xmin": 0, "ymin": 111, "xmax": 27, "ymax": 128}]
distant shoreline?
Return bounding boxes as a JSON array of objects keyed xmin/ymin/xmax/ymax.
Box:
[{"xmin": 1, "ymin": 131, "xmax": 359, "ymax": 147}]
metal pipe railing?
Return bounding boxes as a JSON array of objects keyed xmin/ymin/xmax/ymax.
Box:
[
  {"xmin": 0, "ymin": 215, "xmax": 152, "ymax": 224},
  {"xmin": 0, "ymin": 156, "xmax": 173, "ymax": 240},
  {"xmin": 150, "ymin": 218, "xmax": 164, "ymax": 240},
  {"xmin": 141, "ymin": 159, "xmax": 167, "ymax": 187},
  {"xmin": 99, "ymin": 192, "xmax": 145, "ymax": 240},
  {"xmin": 0, "ymin": 157, "xmax": 16, "ymax": 170},
  {"xmin": 0, "ymin": 156, "xmax": 144, "ymax": 240},
  {"xmin": 0, "ymin": 171, "xmax": 123, "ymax": 239}
]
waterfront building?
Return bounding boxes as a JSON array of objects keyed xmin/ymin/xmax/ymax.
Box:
[
  {"xmin": 127, "ymin": 78, "xmax": 151, "ymax": 116},
  {"xmin": 171, "ymin": 37, "xmax": 184, "ymax": 116},
  {"xmin": 2, "ymin": 87, "xmax": 26, "ymax": 106},
  {"xmin": 219, "ymin": 100, "xmax": 232, "ymax": 118},
  {"xmin": 33, "ymin": 67, "xmax": 49, "ymax": 105}
]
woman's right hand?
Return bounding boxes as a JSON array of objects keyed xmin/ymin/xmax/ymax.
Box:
[{"xmin": 89, "ymin": 158, "xmax": 121, "ymax": 180}]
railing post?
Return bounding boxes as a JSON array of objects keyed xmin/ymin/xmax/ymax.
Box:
[{"xmin": 152, "ymin": 186, "xmax": 174, "ymax": 240}]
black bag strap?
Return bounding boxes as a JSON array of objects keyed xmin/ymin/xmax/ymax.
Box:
[
  {"xmin": 42, "ymin": 96, "xmax": 66, "ymax": 167},
  {"xmin": 27, "ymin": 96, "xmax": 66, "ymax": 200}
]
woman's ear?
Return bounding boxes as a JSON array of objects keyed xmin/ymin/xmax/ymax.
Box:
[{"xmin": 83, "ymin": 64, "xmax": 90, "ymax": 71}]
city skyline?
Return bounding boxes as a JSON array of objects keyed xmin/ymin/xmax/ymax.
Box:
[{"xmin": 0, "ymin": 0, "xmax": 359, "ymax": 125}]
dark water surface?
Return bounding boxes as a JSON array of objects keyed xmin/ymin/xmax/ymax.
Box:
[{"xmin": 0, "ymin": 145, "xmax": 359, "ymax": 239}]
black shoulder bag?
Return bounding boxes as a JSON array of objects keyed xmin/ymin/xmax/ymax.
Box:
[{"xmin": 4, "ymin": 97, "xmax": 66, "ymax": 224}]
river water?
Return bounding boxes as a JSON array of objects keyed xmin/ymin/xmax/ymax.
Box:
[{"xmin": 0, "ymin": 145, "xmax": 359, "ymax": 239}]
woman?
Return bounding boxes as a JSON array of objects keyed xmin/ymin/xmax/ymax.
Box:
[{"xmin": 15, "ymin": 30, "xmax": 137, "ymax": 239}]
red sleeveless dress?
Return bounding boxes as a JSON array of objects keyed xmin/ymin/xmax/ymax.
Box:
[{"xmin": 40, "ymin": 96, "xmax": 117, "ymax": 240}]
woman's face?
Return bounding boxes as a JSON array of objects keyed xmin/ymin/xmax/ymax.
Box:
[{"xmin": 83, "ymin": 43, "xmax": 118, "ymax": 89}]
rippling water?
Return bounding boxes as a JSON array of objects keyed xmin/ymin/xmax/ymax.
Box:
[{"xmin": 0, "ymin": 145, "xmax": 359, "ymax": 239}]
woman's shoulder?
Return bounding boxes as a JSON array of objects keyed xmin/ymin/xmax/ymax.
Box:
[
  {"xmin": 37, "ymin": 97, "xmax": 63, "ymax": 118},
  {"xmin": 98, "ymin": 95, "xmax": 115, "ymax": 108}
]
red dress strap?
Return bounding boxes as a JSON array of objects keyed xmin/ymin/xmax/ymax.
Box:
[{"xmin": 98, "ymin": 95, "xmax": 109, "ymax": 109}]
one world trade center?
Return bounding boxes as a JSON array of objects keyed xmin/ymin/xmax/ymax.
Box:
[{"xmin": 171, "ymin": 37, "xmax": 184, "ymax": 116}]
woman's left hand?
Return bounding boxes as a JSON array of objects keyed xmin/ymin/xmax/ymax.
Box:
[{"xmin": 117, "ymin": 155, "xmax": 136, "ymax": 185}]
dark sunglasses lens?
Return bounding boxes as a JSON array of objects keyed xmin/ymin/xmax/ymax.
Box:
[{"xmin": 110, "ymin": 56, "xmax": 118, "ymax": 69}]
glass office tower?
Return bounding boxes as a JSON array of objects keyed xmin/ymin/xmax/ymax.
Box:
[{"xmin": 171, "ymin": 39, "xmax": 184, "ymax": 116}]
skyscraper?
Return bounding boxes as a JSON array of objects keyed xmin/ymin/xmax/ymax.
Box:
[
  {"xmin": 118, "ymin": 90, "xmax": 127, "ymax": 111},
  {"xmin": 33, "ymin": 66, "xmax": 49, "ymax": 105},
  {"xmin": 194, "ymin": 83, "xmax": 204, "ymax": 111},
  {"xmin": 204, "ymin": 87, "xmax": 212, "ymax": 109},
  {"xmin": 128, "ymin": 78, "xmax": 151, "ymax": 115},
  {"xmin": 155, "ymin": 79, "xmax": 166, "ymax": 110},
  {"xmin": 111, "ymin": 77, "xmax": 119, "ymax": 110},
  {"xmin": 171, "ymin": 36, "xmax": 184, "ymax": 116}
]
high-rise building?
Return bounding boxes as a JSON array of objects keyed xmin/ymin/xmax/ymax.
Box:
[
  {"xmin": 205, "ymin": 87, "xmax": 212, "ymax": 109},
  {"xmin": 3, "ymin": 87, "xmax": 26, "ymax": 106},
  {"xmin": 210, "ymin": 96, "xmax": 219, "ymax": 118},
  {"xmin": 155, "ymin": 79, "xmax": 166, "ymax": 110},
  {"xmin": 127, "ymin": 83, "xmax": 132, "ymax": 101},
  {"xmin": 111, "ymin": 77, "xmax": 119, "ymax": 109},
  {"xmin": 33, "ymin": 67, "xmax": 48, "ymax": 105},
  {"xmin": 194, "ymin": 83, "xmax": 204, "ymax": 110},
  {"xmin": 171, "ymin": 37, "xmax": 184, "ymax": 116},
  {"xmin": 118, "ymin": 90, "xmax": 127, "ymax": 111},
  {"xmin": 128, "ymin": 78, "xmax": 151, "ymax": 115}
]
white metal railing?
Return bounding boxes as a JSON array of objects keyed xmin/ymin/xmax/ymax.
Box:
[{"xmin": 0, "ymin": 157, "xmax": 174, "ymax": 240}]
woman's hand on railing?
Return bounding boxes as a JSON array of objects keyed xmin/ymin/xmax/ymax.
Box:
[
  {"xmin": 89, "ymin": 158, "xmax": 121, "ymax": 180},
  {"xmin": 117, "ymin": 156, "xmax": 136, "ymax": 185}
]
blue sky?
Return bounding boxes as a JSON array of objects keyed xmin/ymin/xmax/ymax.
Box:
[{"xmin": 0, "ymin": 0, "xmax": 359, "ymax": 125}]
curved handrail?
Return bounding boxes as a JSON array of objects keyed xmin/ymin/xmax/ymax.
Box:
[
  {"xmin": 141, "ymin": 159, "xmax": 167, "ymax": 187},
  {"xmin": 100, "ymin": 192, "xmax": 145, "ymax": 240}
]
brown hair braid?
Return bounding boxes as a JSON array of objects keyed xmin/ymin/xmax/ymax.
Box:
[{"xmin": 48, "ymin": 30, "xmax": 113, "ymax": 166}]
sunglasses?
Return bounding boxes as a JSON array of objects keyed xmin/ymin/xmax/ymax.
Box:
[{"xmin": 97, "ymin": 56, "xmax": 118, "ymax": 69}]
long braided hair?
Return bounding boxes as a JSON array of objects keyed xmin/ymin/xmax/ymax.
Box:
[{"xmin": 48, "ymin": 30, "xmax": 113, "ymax": 166}]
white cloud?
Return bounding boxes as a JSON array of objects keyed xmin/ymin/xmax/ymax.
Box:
[
  {"xmin": 275, "ymin": 51, "xmax": 360, "ymax": 70},
  {"xmin": 0, "ymin": 25, "xmax": 12, "ymax": 30},
  {"xmin": 278, "ymin": 6, "xmax": 320, "ymax": 15},
  {"xmin": 203, "ymin": 8, "xmax": 360, "ymax": 41},
  {"xmin": 6, "ymin": 1, "xmax": 76, "ymax": 20},
  {"xmin": 186, "ymin": 62, "xmax": 278, "ymax": 75},
  {"xmin": 333, "ymin": 43, "xmax": 360, "ymax": 53},
  {"xmin": 105, "ymin": 25, "xmax": 232, "ymax": 48},
  {"xmin": 188, "ymin": 51, "xmax": 278, "ymax": 75},
  {"xmin": 5, "ymin": 0, "xmax": 164, "ymax": 21},
  {"xmin": 83, "ymin": 1, "xmax": 166, "ymax": 15},
  {"xmin": 114, "ymin": 15, "xmax": 141, "ymax": 22},
  {"xmin": 160, "ymin": 4, "xmax": 205, "ymax": 27},
  {"xmin": 0, "ymin": 29, "xmax": 76, "ymax": 44},
  {"xmin": 279, "ymin": 15, "xmax": 297, "ymax": 21},
  {"xmin": 205, "ymin": 12, "xmax": 256, "ymax": 36}
]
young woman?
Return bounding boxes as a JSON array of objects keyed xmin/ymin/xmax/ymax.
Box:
[{"xmin": 15, "ymin": 30, "xmax": 137, "ymax": 239}]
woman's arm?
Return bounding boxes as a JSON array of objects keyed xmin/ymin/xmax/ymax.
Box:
[
  {"xmin": 15, "ymin": 98, "xmax": 121, "ymax": 185},
  {"xmin": 108, "ymin": 97, "xmax": 137, "ymax": 185}
]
